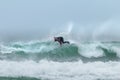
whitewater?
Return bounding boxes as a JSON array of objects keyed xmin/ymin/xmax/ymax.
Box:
[{"xmin": 0, "ymin": 40, "xmax": 120, "ymax": 80}]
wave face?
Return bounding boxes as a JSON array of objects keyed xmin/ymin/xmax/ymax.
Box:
[
  {"xmin": 0, "ymin": 40, "xmax": 120, "ymax": 80},
  {"xmin": 0, "ymin": 41, "xmax": 120, "ymax": 62}
]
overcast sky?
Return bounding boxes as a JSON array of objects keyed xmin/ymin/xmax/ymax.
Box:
[{"xmin": 0, "ymin": 0, "xmax": 120, "ymax": 41}]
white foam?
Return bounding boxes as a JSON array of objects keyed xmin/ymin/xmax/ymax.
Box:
[
  {"xmin": 0, "ymin": 41, "xmax": 57, "ymax": 54},
  {"xmin": 112, "ymin": 46, "xmax": 120, "ymax": 57},
  {"xmin": 78, "ymin": 42, "xmax": 104, "ymax": 58},
  {"xmin": 0, "ymin": 60, "xmax": 120, "ymax": 80}
]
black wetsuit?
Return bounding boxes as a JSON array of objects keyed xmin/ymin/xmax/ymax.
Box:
[{"xmin": 54, "ymin": 37, "xmax": 70, "ymax": 45}]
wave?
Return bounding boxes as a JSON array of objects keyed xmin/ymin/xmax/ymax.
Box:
[
  {"xmin": 0, "ymin": 40, "xmax": 120, "ymax": 62},
  {"xmin": 0, "ymin": 60, "xmax": 120, "ymax": 80}
]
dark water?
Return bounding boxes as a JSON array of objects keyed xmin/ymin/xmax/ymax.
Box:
[{"xmin": 0, "ymin": 77, "xmax": 41, "ymax": 80}]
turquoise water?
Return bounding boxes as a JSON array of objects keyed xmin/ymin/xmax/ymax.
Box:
[
  {"xmin": 0, "ymin": 40, "xmax": 120, "ymax": 80},
  {"xmin": 0, "ymin": 41, "xmax": 120, "ymax": 61}
]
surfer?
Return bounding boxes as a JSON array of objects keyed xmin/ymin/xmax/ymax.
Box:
[{"xmin": 54, "ymin": 37, "xmax": 70, "ymax": 46}]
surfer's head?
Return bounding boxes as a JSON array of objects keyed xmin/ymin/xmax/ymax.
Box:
[{"xmin": 54, "ymin": 37, "xmax": 57, "ymax": 41}]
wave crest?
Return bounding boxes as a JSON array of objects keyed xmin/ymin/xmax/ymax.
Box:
[{"xmin": 0, "ymin": 41, "xmax": 120, "ymax": 61}]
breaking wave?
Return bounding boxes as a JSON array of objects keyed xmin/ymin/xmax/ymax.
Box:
[{"xmin": 0, "ymin": 40, "xmax": 120, "ymax": 62}]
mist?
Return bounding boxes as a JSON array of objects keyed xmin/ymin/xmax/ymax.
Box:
[{"xmin": 0, "ymin": 0, "xmax": 120, "ymax": 41}]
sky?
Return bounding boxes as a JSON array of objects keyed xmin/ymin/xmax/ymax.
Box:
[{"xmin": 0, "ymin": 0, "xmax": 120, "ymax": 41}]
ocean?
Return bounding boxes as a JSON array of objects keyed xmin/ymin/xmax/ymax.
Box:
[{"xmin": 0, "ymin": 40, "xmax": 120, "ymax": 80}]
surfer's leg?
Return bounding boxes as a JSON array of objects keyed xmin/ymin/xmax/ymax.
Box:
[
  {"xmin": 60, "ymin": 37, "xmax": 64, "ymax": 43},
  {"xmin": 63, "ymin": 41, "xmax": 70, "ymax": 44}
]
